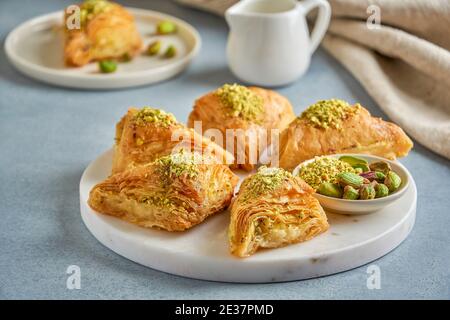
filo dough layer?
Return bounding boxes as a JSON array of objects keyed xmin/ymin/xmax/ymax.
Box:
[
  {"xmin": 229, "ymin": 168, "xmax": 329, "ymax": 257},
  {"xmin": 188, "ymin": 86, "xmax": 295, "ymax": 171},
  {"xmin": 279, "ymin": 104, "xmax": 413, "ymax": 169},
  {"xmin": 112, "ymin": 107, "xmax": 234, "ymax": 174},
  {"xmin": 89, "ymin": 152, "xmax": 239, "ymax": 231}
]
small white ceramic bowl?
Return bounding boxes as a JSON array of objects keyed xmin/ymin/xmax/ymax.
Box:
[{"xmin": 292, "ymin": 154, "xmax": 410, "ymax": 215}]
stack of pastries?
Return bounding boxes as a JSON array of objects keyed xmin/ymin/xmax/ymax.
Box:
[{"xmin": 88, "ymin": 85, "xmax": 413, "ymax": 258}]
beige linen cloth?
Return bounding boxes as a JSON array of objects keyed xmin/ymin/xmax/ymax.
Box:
[{"xmin": 176, "ymin": 0, "xmax": 450, "ymax": 159}]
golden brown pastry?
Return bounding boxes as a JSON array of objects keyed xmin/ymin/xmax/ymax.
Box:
[
  {"xmin": 229, "ymin": 166, "xmax": 329, "ymax": 258},
  {"xmin": 112, "ymin": 107, "xmax": 234, "ymax": 174},
  {"xmin": 64, "ymin": 0, "xmax": 142, "ymax": 66},
  {"xmin": 89, "ymin": 151, "xmax": 239, "ymax": 231},
  {"xmin": 187, "ymin": 84, "xmax": 296, "ymax": 171},
  {"xmin": 279, "ymin": 99, "xmax": 413, "ymax": 170}
]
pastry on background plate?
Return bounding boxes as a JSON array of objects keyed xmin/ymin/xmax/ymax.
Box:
[
  {"xmin": 112, "ymin": 107, "xmax": 233, "ymax": 174},
  {"xmin": 187, "ymin": 84, "xmax": 296, "ymax": 171},
  {"xmin": 279, "ymin": 99, "xmax": 413, "ymax": 170},
  {"xmin": 229, "ymin": 166, "xmax": 329, "ymax": 258},
  {"xmin": 89, "ymin": 151, "xmax": 239, "ymax": 231},
  {"xmin": 64, "ymin": 0, "xmax": 142, "ymax": 66}
]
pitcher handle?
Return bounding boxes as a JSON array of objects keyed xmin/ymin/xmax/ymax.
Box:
[{"xmin": 298, "ymin": 0, "xmax": 331, "ymax": 54}]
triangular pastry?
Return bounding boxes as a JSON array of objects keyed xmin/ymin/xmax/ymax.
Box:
[
  {"xmin": 89, "ymin": 151, "xmax": 239, "ymax": 231},
  {"xmin": 188, "ymin": 84, "xmax": 295, "ymax": 171},
  {"xmin": 64, "ymin": 0, "xmax": 143, "ymax": 66},
  {"xmin": 229, "ymin": 166, "xmax": 329, "ymax": 257},
  {"xmin": 279, "ymin": 99, "xmax": 413, "ymax": 169},
  {"xmin": 112, "ymin": 107, "xmax": 234, "ymax": 174}
]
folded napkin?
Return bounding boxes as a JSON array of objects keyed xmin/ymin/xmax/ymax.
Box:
[{"xmin": 176, "ymin": 0, "xmax": 450, "ymax": 160}]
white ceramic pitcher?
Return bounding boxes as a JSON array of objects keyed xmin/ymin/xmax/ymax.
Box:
[{"xmin": 225, "ymin": 0, "xmax": 331, "ymax": 86}]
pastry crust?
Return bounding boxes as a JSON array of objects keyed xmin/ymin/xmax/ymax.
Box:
[
  {"xmin": 279, "ymin": 103, "xmax": 413, "ymax": 170},
  {"xmin": 229, "ymin": 167, "xmax": 329, "ymax": 257},
  {"xmin": 188, "ymin": 85, "xmax": 295, "ymax": 171},
  {"xmin": 112, "ymin": 107, "xmax": 234, "ymax": 174},
  {"xmin": 89, "ymin": 152, "xmax": 239, "ymax": 231},
  {"xmin": 64, "ymin": 1, "xmax": 142, "ymax": 66}
]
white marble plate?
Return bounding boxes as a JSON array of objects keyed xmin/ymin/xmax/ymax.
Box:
[
  {"xmin": 5, "ymin": 8, "xmax": 201, "ymax": 89},
  {"xmin": 79, "ymin": 149, "xmax": 417, "ymax": 283}
]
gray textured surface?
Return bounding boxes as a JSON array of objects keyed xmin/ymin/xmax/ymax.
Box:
[{"xmin": 0, "ymin": 0, "xmax": 449, "ymax": 300}]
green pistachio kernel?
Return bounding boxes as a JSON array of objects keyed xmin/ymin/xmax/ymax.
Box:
[
  {"xmin": 375, "ymin": 171, "xmax": 386, "ymax": 182},
  {"xmin": 339, "ymin": 155, "xmax": 368, "ymax": 167},
  {"xmin": 98, "ymin": 60, "xmax": 117, "ymax": 73},
  {"xmin": 337, "ymin": 172, "xmax": 365, "ymax": 188},
  {"xmin": 157, "ymin": 21, "xmax": 177, "ymax": 34},
  {"xmin": 318, "ymin": 182, "xmax": 343, "ymax": 198},
  {"xmin": 147, "ymin": 41, "xmax": 161, "ymax": 56},
  {"xmin": 360, "ymin": 184, "xmax": 376, "ymax": 200},
  {"xmin": 369, "ymin": 161, "xmax": 391, "ymax": 175},
  {"xmin": 353, "ymin": 163, "xmax": 370, "ymax": 172},
  {"xmin": 375, "ymin": 183, "xmax": 389, "ymax": 198},
  {"xmin": 163, "ymin": 45, "xmax": 177, "ymax": 58},
  {"xmin": 384, "ymin": 171, "xmax": 402, "ymax": 192},
  {"xmin": 343, "ymin": 185, "xmax": 359, "ymax": 200}
]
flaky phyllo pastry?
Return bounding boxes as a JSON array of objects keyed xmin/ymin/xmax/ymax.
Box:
[
  {"xmin": 279, "ymin": 99, "xmax": 413, "ymax": 169},
  {"xmin": 229, "ymin": 167, "xmax": 329, "ymax": 258},
  {"xmin": 188, "ymin": 84, "xmax": 296, "ymax": 171},
  {"xmin": 112, "ymin": 107, "xmax": 234, "ymax": 174},
  {"xmin": 64, "ymin": 0, "xmax": 142, "ymax": 66},
  {"xmin": 89, "ymin": 151, "xmax": 239, "ymax": 231}
]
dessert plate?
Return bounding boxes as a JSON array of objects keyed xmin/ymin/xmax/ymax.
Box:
[
  {"xmin": 5, "ymin": 8, "xmax": 201, "ymax": 89},
  {"xmin": 79, "ymin": 149, "xmax": 416, "ymax": 283}
]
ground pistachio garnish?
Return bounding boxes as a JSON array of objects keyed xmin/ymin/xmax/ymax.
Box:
[
  {"xmin": 79, "ymin": 0, "xmax": 113, "ymax": 27},
  {"xmin": 133, "ymin": 107, "xmax": 177, "ymax": 127},
  {"xmin": 155, "ymin": 150, "xmax": 201, "ymax": 184},
  {"xmin": 297, "ymin": 156, "xmax": 355, "ymax": 190},
  {"xmin": 215, "ymin": 84, "xmax": 264, "ymax": 122},
  {"xmin": 299, "ymin": 99, "xmax": 361, "ymax": 129},
  {"xmin": 140, "ymin": 193, "xmax": 173, "ymax": 208},
  {"xmin": 240, "ymin": 166, "xmax": 291, "ymax": 201}
]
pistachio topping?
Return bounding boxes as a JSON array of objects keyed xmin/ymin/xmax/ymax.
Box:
[
  {"xmin": 155, "ymin": 150, "xmax": 201, "ymax": 183},
  {"xmin": 140, "ymin": 193, "xmax": 174, "ymax": 208},
  {"xmin": 79, "ymin": 0, "xmax": 113, "ymax": 27},
  {"xmin": 215, "ymin": 84, "xmax": 264, "ymax": 122},
  {"xmin": 297, "ymin": 156, "xmax": 355, "ymax": 190},
  {"xmin": 133, "ymin": 107, "xmax": 177, "ymax": 127},
  {"xmin": 241, "ymin": 166, "xmax": 291, "ymax": 200},
  {"xmin": 300, "ymin": 99, "xmax": 361, "ymax": 129}
]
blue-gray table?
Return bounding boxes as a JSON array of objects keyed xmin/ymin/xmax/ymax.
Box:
[{"xmin": 1, "ymin": 0, "xmax": 449, "ymax": 299}]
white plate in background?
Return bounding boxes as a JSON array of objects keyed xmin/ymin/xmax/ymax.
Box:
[{"xmin": 4, "ymin": 8, "xmax": 201, "ymax": 89}]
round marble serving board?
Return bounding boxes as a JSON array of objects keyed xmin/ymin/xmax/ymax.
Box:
[
  {"xmin": 5, "ymin": 8, "xmax": 200, "ymax": 89},
  {"xmin": 80, "ymin": 149, "xmax": 417, "ymax": 283}
]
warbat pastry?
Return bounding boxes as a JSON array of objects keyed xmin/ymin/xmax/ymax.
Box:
[
  {"xmin": 89, "ymin": 151, "xmax": 239, "ymax": 231},
  {"xmin": 64, "ymin": 0, "xmax": 142, "ymax": 66},
  {"xmin": 279, "ymin": 99, "xmax": 413, "ymax": 170},
  {"xmin": 187, "ymin": 84, "xmax": 296, "ymax": 171},
  {"xmin": 229, "ymin": 166, "xmax": 329, "ymax": 258},
  {"xmin": 112, "ymin": 107, "xmax": 234, "ymax": 174}
]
